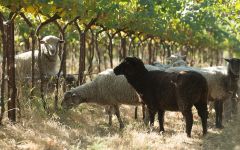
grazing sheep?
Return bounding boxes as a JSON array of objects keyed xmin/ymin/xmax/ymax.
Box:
[
  {"xmin": 167, "ymin": 54, "xmax": 187, "ymax": 67},
  {"xmin": 152, "ymin": 62, "xmax": 170, "ymax": 69},
  {"xmin": 205, "ymin": 66, "xmax": 239, "ymax": 117},
  {"xmin": 114, "ymin": 57, "xmax": 208, "ymax": 137},
  {"xmin": 171, "ymin": 59, "xmax": 188, "ymax": 67},
  {"xmin": 166, "ymin": 58, "xmax": 240, "ymax": 128},
  {"xmin": 61, "ymin": 69, "xmax": 139, "ymax": 129},
  {"xmin": 15, "ymin": 35, "xmax": 64, "ymax": 80},
  {"xmin": 61, "ymin": 65, "xmax": 162, "ymax": 129},
  {"xmin": 153, "ymin": 53, "xmax": 187, "ymax": 69}
]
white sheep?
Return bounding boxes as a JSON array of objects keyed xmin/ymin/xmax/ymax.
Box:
[
  {"xmin": 153, "ymin": 53, "xmax": 187, "ymax": 68},
  {"xmin": 167, "ymin": 53, "xmax": 187, "ymax": 67},
  {"xmin": 203, "ymin": 66, "xmax": 240, "ymax": 120},
  {"xmin": 166, "ymin": 58, "xmax": 240, "ymax": 128},
  {"xmin": 15, "ymin": 35, "xmax": 64, "ymax": 80},
  {"xmin": 61, "ymin": 65, "xmax": 162, "ymax": 129}
]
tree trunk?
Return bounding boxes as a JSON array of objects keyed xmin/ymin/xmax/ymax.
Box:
[
  {"xmin": 95, "ymin": 32, "xmax": 101, "ymax": 72},
  {"xmin": 128, "ymin": 36, "xmax": 133, "ymax": 56},
  {"xmin": 37, "ymin": 37, "xmax": 47, "ymax": 111},
  {"xmin": 148, "ymin": 39, "xmax": 152, "ymax": 64},
  {"xmin": 23, "ymin": 37, "xmax": 30, "ymax": 51},
  {"xmin": 30, "ymin": 31, "xmax": 35, "ymax": 99},
  {"xmin": 136, "ymin": 37, "xmax": 143, "ymax": 58},
  {"xmin": 78, "ymin": 31, "xmax": 86, "ymax": 85},
  {"xmin": 141, "ymin": 43, "xmax": 145, "ymax": 60},
  {"xmin": 121, "ymin": 37, "xmax": 127, "ymax": 60},
  {"xmin": 153, "ymin": 40, "xmax": 157, "ymax": 62},
  {"xmin": 0, "ymin": 14, "xmax": 6, "ymax": 124},
  {"xmin": 130, "ymin": 37, "xmax": 136, "ymax": 56},
  {"xmin": 216, "ymin": 49, "xmax": 220, "ymax": 66},
  {"xmin": 107, "ymin": 33, "xmax": 113, "ymax": 68},
  {"xmin": 167, "ymin": 44, "xmax": 171, "ymax": 58},
  {"xmin": 62, "ymin": 34, "xmax": 67, "ymax": 91},
  {"xmin": 104, "ymin": 41, "xmax": 108, "ymax": 70},
  {"xmin": 54, "ymin": 31, "xmax": 65, "ymax": 111},
  {"xmin": 7, "ymin": 20, "xmax": 17, "ymax": 122},
  {"xmin": 228, "ymin": 47, "xmax": 233, "ymax": 58},
  {"xmin": 87, "ymin": 30, "xmax": 94, "ymax": 76}
]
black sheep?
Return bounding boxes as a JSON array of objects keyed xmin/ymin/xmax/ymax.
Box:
[{"xmin": 114, "ymin": 57, "xmax": 208, "ymax": 137}]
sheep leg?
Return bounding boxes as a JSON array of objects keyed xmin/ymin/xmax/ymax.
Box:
[
  {"xmin": 214, "ymin": 101, "xmax": 219, "ymax": 128},
  {"xmin": 194, "ymin": 102, "xmax": 208, "ymax": 135},
  {"xmin": 107, "ymin": 106, "xmax": 113, "ymax": 126},
  {"xmin": 182, "ymin": 108, "xmax": 193, "ymax": 137},
  {"xmin": 149, "ymin": 109, "xmax": 156, "ymax": 132},
  {"xmin": 134, "ymin": 106, "xmax": 138, "ymax": 119},
  {"xmin": 223, "ymin": 98, "xmax": 232, "ymax": 121},
  {"xmin": 214, "ymin": 101, "xmax": 224, "ymax": 128},
  {"xmin": 114, "ymin": 105, "xmax": 124, "ymax": 129},
  {"xmin": 149, "ymin": 110, "xmax": 156, "ymax": 126},
  {"xmin": 142, "ymin": 104, "xmax": 146, "ymax": 120},
  {"xmin": 158, "ymin": 109, "xmax": 165, "ymax": 132},
  {"xmin": 218, "ymin": 101, "xmax": 224, "ymax": 128},
  {"xmin": 143, "ymin": 106, "xmax": 150, "ymax": 126},
  {"xmin": 231, "ymin": 96, "xmax": 238, "ymax": 114}
]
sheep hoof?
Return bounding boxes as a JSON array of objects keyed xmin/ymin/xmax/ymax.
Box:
[
  {"xmin": 160, "ymin": 128, "xmax": 165, "ymax": 132},
  {"xmin": 187, "ymin": 134, "xmax": 191, "ymax": 138},
  {"xmin": 159, "ymin": 131, "xmax": 164, "ymax": 135}
]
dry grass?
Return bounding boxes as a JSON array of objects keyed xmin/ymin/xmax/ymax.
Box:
[{"xmin": 0, "ymin": 99, "xmax": 240, "ymax": 150}]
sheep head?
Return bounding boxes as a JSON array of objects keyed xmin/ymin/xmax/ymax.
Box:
[
  {"xmin": 225, "ymin": 58, "xmax": 240, "ymax": 76},
  {"xmin": 61, "ymin": 91, "xmax": 86, "ymax": 109},
  {"xmin": 40, "ymin": 35, "xmax": 64, "ymax": 57},
  {"xmin": 114, "ymin": 57, "xmax": 147, "ymax": 77}
]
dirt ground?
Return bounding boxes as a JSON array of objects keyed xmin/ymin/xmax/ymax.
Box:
[{"xmin": 0, "ymin": 103, "xmax": 239, "ymax": 150}]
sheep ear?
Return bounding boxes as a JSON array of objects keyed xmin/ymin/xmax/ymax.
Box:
[
  {"xmin": 59, "ymin": 40, "xmax": 64, "ymax": 43},
  {"xmin": 224, "ymin": 58, "xmax": 231, "ymax": 63},
  {"xmin": 40, "ymin": 40, "xmax": 46, "ymax": 44},
  {"xmin": 64, "ymin": 91, "xmax": 72, "ymax": 98}
]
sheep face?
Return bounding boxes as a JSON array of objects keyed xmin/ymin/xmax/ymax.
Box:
[
  {"xmin": 61, "ymin": 91, "xmax": 86, "ymax": 109},
  {"xmin": 40, "ymin": 35, "xmax": 64, "ymax": 56},
  {"xmin": 225, "ymin": 58, "xmax": 240, "ymax": 75},
  {"xmin": 114, "ymin": 57, "xmax": 146, "ymax": 77}
]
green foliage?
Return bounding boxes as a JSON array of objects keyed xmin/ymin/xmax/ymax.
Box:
[{"xmin": 0, "ymin": 0, "xmax": 240, "ymax": 52}]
